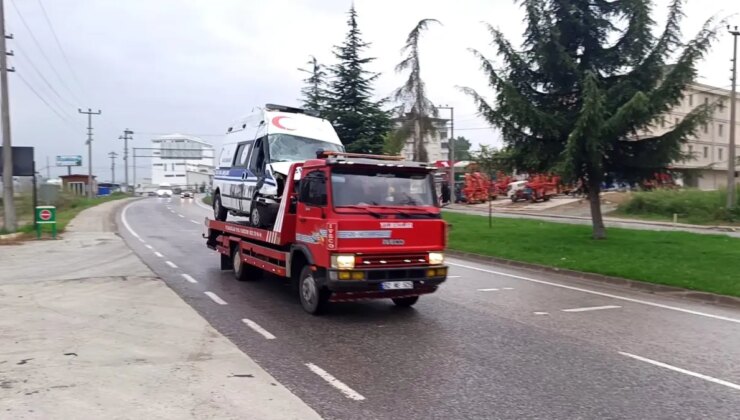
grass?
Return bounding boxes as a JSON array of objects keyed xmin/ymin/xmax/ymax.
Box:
[
  {"xmin": 616, "ymin": 187, "xmax": 740, "ymax": 225},
  {"xmin": 444, "ymin": 212, "xmax": 740, "ymax": 297},
  {"xmin": 6, "ymin": 192, "xmax": 128, "ymax": 236},
  {"xmin": 202, "ymin": 195, "xmax": 213, "ymax": 206}
]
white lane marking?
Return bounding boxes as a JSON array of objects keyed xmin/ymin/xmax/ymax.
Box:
[
  {"xmin": 448, "ymin": 261, "xmax": 740, "ymax": 324},
  {"xmin": 502, "ymin": 287, "xmax": 515, "ymax": 290},
  {"xmin": 121, "ymin": 202, "xmax": 141, "ymax": 239},
  {"xmin": 562, "ymin": 305, "xmax": 622, "ymax": 313},
  {"xmin": 305, "ymin": 363, "xmax": 365, "ymax": 401},
  {"xmin": 204, "ymin": 291, "xmax": 227, "ymax": 305},
  {"xmin": 190, "ymin": 220, "xmax": 199, "ymax": 224},
  {"xmin": 447, "ymin": 275, "xmax": 462, "ymax": 279},
  {"xmin": 242, "ymin": 319, "xmax": 277, "ymax": 340},
  {"xmin": 534, "ymin": 312, "xmax": 549, "ymax": 315},
  {"xmin": 144, "ymin": 244, "xmax": 153, "ymax": 250},
  {"xmin": 137, "ymin": 237, "xmax": 146, "ymax": 243},
  {"xmin": 178, "ymin": 214, "xmax": 185, "ymax": 218},
  {"xmin": 478, "ymin": 288, "xmax": 499, "ymax": 292},
  {"xmin": 165, "ymin": 261, "xmax": 178, "ymax": 268},
  {"xmin": 620, "ymin": 352, "xmax": 740, "ymax": 391},
  {"xmin": 195, "ymin": 197, "xmax": 212, "ymax": 211},
  {"xmin": 181, "ymin": 274, "xmax": 198, "ymax": 283},
  {"xmin": 154, "ymin": 252, "xmax": 164, "ymax": 258}
]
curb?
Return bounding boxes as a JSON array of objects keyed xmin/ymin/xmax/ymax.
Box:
[
  {"xmin": 446, "ymin": 249, "xmax": 740, "ymax": 309},
  {"xmin": 0, "ymin": 231, "xmax": 25, "ymax": 241}
]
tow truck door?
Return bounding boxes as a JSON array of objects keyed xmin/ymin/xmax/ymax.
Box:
[{"xmin": 296, "ymin": 169, "xmax": 328, "ymax": 253}]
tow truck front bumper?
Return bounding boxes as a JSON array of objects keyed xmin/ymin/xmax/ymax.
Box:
[{"xmin": 324, "ymin": 266, "xmax": 448, "ymax": 301}]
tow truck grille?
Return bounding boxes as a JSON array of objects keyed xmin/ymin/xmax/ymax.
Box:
[{"xmin": 356, "ymin": 253, "xmax": 428, "ymax": 268}]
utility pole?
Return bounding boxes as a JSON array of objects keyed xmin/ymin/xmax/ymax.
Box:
[
  {"xmin": 78, "ymin": 108, "xmax": 102, "ymax": 199},
  {"xmin": 108, "ymin": 151, "xmax": 117, "ymax": 184},
  {"xmin": 438, "ymin": 105, "xmax": 455, "ymax": 202},
  {"xmin": 46, "ymin": 156, "xmax": 50, "ymax": 179},
  {"xmin": 119, "ymin": 128, "xmax": 133, "ymax": 193},
  {"xmin": 0, "ymin": 0, "xmax": 16, "ymax": 232},
  {"xmin": 728, "ymin": 26, "xmax": 739, "ymax": 209}
]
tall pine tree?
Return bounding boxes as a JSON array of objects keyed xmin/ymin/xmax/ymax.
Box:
[
  {"xmin": 326, "ymin": 5, "xmax": 391, "ymax": 154},
  {"xmin": 298, "ymin": 56, "xmax": 329, "ymax": 114},
  {"xmin": 464, "ymin": 0, "xmax": 717, "ymax": 239}
]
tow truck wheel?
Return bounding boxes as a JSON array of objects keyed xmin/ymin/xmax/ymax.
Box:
[
  {"xmin": 298, "ymin": 266, "xmax": 330, "ymax": 315},
  {"xmin": 213, "ymin": 193, "xmax": 227, "ymax": 221},
  {"xmin": 233, "ymin": 247, "xmax": 259, "ymax": 282},
  {"xmin": 392, "ymin": 296, "xmax": 419, "ymax": 307}
]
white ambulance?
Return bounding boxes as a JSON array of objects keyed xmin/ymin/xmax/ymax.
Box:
[{"xmin": 212, "ymin": 104, "xmax": 344, "ymax": 227}]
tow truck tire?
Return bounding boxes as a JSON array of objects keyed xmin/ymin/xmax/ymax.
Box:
[
  {"xmin": 298, "ymin": 266, "xmax": 330, "ymax": 315},
  {"xmin": 213, "ymin": 193, "xmax": 228, "ymax": 221},
  {"xmin": 233, "ymin": 247, "xmax": 259, "ymax": 282},
  {"xmin": 392, "ymin": 296, "xmax": 419, "ymax": 307}
]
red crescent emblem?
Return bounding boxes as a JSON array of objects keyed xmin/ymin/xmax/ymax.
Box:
[{"xmin": 272, "ymin": 116, "xmax": 295, "ymax": 131}]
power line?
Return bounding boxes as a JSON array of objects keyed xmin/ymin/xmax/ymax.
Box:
[
  {"xmin": 16, "ymin": 72, "xmax": 76, "ymax": 130},
  {"xmin": 15, "ymin": 40, "xmax": 75, "ymax": 116},
  {"xmin": 35, "ymin": 0, "xmax": 86, "ymax": 98},
  {"xmin": 9, "ymin": 0, "xmax": 82, "ymax": 105}
]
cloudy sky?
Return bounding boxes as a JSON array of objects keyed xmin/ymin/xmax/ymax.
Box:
[{"xmin": 5, "ymin": 0, "xmax": 740, "ymax": 180}]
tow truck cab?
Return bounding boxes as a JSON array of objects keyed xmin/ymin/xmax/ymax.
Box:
[
  {"xmin": 206, "ymin": 152, "xmax": 448, "ymax": 314},
  {"xmin": 294, "ymin": 154, "xmax": 447, "ymax": 300}
]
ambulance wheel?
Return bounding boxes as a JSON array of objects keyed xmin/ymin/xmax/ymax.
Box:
[
  {"xmin": 233, "ymin": 247, "xmax": 259, "ymax": 282},
  {"xmin": 250, "ymin": 200, "xmax": 275, "ymax": 229},
  {"xmin": 213, "ymin": 193, "xmax": 227, "ymax": 221},
  {"xmin": 298, "ymin": 266, "xmax": 330, "ymax": 315},
  {"xmin": 392, "ymin": 296, "xmax": 419, "ymax": 307}
]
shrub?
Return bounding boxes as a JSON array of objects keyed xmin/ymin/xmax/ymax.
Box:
[{"xmin": 619, "ymin": 187, "xmax": 740, "ymax": 224}]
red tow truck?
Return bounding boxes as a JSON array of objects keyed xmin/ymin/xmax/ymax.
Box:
[{"xmin": 204, "ymin": 152, "xmax": 449, "ymax": 315}]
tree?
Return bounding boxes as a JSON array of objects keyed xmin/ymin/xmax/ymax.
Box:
[
  {"xmin": 452, "ymin": 136, "xmax": 472, "ymax": 160},
  {"xmin": 298, "ymin": 56, "xmax": 329, "ymax": 113},
  {"xmin": 325, "ymin": 5, "xmax": 391, "ymax": 154},
  {"xmin": 472, "ymin": 145, "xmax": 515, "ymax": 175},
  {"xmin": 382, "ymin": 130, "xmax": 407, "ymax": 156},
  {"xmin": 391, "ymin": 19, "xmax": 441, "ymax": 162},
  {"xmin": 463, "ymin": 0, "xmax": 717, "ymax": 239}
]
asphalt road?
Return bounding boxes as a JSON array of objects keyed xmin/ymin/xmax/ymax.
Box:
[{"xmin": 117, "ymin": 196, "xmax": 740, "ymax": 420}]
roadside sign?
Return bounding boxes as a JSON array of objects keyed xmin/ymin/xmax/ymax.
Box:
[
  {"xmin": 34, "ymin": 206, "xmax": 57, "ymax": 239},
  {"xmin": 56, "ymin": 155, "xmax": 82, "ymax": 167}
]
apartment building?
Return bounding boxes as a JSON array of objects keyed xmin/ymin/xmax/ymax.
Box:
[
  {"xmin": 643, "ymin": 82, "xmax": 739, "ymax": 190},
  {"xmin": 393, "ymin": 116, "xmax": 450, "ymax": 162}
]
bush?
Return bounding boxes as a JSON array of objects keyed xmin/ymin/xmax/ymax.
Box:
[{"xmin": 619, "ymin": 187, "xmax": 740, "ymax": 224}]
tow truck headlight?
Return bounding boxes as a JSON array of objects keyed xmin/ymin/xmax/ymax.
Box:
[
  {"xmin": 428, "ymin": 252, "xmax": 444, "ymax": 265},
  {"xmin": 331, "ymin": 254, "xmax": 355, "ymax": 270}
]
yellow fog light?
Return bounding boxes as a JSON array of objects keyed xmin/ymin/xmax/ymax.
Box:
[
  {"xmin": 436, "ymin": 268, "xmax": 447, "ymax": 276},
  {"xmin": 426, "ymin": 269, "xmax": 437, "ymax": 277},
  {"xmin": 338, "ymin": 271, "xmax": 352, "ymax": 280},
  {"xmin": 351, "ymin": 271, "xmax": 365, "ymax": 280},
  {"xmin": 428, "ymin": 252, "xmax": 444, "ymax": 265},
  {"xmin": 331, "ymin": 254, "xmax": 355, "ymax": 269}
]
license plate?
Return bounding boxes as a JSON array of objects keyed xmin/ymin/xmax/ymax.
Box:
[{"xmin": 381, "ymin": 281, "xmax": 413, "ymax": 290}]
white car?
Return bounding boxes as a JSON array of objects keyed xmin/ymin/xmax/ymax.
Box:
[
  {"xmin": 180, "ymin": 190, "xmax": 194, "ymax": 199},
  {"xmin": 212, "ymin": 104, "xmax": 344, "ymax": 227},
  {"xmin": 156, "ymin": 188, "xmax": 173, "ymax": 197}
]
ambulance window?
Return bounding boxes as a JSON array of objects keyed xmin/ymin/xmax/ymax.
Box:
[
  {"xmin": 249, "ymin": 137, "xmax": 266, "ymax": 174},
  {"xmin": 233, "ymin": 142, "xmax": 251, "ymax": 167}
]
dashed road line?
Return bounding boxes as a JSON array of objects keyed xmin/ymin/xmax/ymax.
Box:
[
  {"xmin": 448, "ymin": 261, "xmax": 740, "ymax": 324},
  {"xmin": 144, "ymin": 244, "xmax": 153, "ymax": 250},
  {"xmin": 190, "ymin": 220, "xmax": 200, "ymax": 224},
  {"xmin": 242, "ymin": 319, "xmax": 277, "ymax": 340},
  {"xmin": 165, "ymin": 261, "xmax": 178, "ymax": 268},
  {"xmin": 534, "ymin": 312, "xmax": 549, "ymax": 316},
  {"xmin": 181, "ymin": 274, "xmax": 198, "ymax": 283},
  {"xmin": 204, "ymin": 291, "xmax": 227, "ymax": 305},
  {"xmin": 562, "ymin": 305, "xmax": 621, "ymax": 313},
  {"xmin": 478, "ymin": 288, "xmax": 499, "ymax": 292},
  {"xmin": 154, "ymin": 251, "xmax": 164, "ymax": 258},
  {"xmin": 447, "ymin": 275, "xmax": 462, "ymax": 279},
  {"xmin": 305, "ymin": 363, "xmax": 365, "ymax": 401},
  {"xmin": 620, "ymin": 352, "xmax": 740, "ymax": 391},
  {"xmin": 178, "ymin": 214, "xmax": 185, "ymax": 218},
  {"xmin": 502, "ymin": 287, "xmax": 515, "ymax": 290}
]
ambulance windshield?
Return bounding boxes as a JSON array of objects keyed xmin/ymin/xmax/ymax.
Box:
[{"xmin": 268, "ymin": 133, "xmax": 344, "ymax": 162}]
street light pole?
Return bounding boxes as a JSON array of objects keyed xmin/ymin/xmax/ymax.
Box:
[
  {"xmin": 78, "ymin": 108, "xmax": 102, "ymax": 199},
  {"xmin": 727, "ymin": 26, "xmax": 739, "ymax": 209},
  {"xmin": 119, "ymin": 128, "xmax": 133, "ymax": 193}
]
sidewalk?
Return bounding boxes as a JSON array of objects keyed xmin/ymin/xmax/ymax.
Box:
[
  {"xmin": 445, "ymin": 204, "xmax": 740, "ymax": 238},
  {"xmin": 0, "ymin": 199, "xmax": 321, "ymax": 420}
]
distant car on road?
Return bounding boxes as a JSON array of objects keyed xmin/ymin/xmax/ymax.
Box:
[
  {"xmin": 156, "ymin": 188, "xmax": 173, "ymax": 198},
  {"xmin": 147, "ymin": 191, "xmax": 157, "ymax": 197},
  {"xmin": 180, "ymin": 190, "xmax": 194, "ymax": 199}
]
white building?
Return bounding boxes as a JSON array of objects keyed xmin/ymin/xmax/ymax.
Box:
[
  {"xmin": 643, "ymin": 82, "xmax": 739, "ymax": 190},
  {"xmin": 394, "ymin": 116, "xmax": 450, "ymax": 162},
  {"xmin": 150, "ymin": 134, "xmax": 215, "ymax": 188}
]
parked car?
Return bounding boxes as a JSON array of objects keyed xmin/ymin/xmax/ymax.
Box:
[{"xmin": 180, "ymin": 190, "xmax": 194, "ymax": 199}]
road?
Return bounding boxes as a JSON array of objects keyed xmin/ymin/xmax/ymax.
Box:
[{"xmin": 118, "ymin": 196, "xmax": 740, "ymax": 420}]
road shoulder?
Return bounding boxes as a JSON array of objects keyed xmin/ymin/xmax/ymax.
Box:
[{"xmin": 0, "ymin": 199, "xmax": 321, "ymax": 419}]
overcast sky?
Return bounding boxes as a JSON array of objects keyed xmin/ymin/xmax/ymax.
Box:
[{"xmin": 5, "ymin": 0, "xmax": 740, "ymax": 180}]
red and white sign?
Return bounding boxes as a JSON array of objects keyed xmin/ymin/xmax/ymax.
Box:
[{"xmin": 39, "ymin": 209, "xmax": 52, "ymax": 221}]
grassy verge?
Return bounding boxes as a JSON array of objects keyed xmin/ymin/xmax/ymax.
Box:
[
  {"xmin": 13, "ymin": 193, "xmax": 128, "ymax": 235},
  {"xmin": 202, "ymin": 195, "xmax": 212, "ymax": 206},
  {"xmin": 616, "ymin": 187, "xmax": 740, "ymax": 225},
  {"xmin": 444, "ymin": 212, "xmax": 740, "ymax": 297}
]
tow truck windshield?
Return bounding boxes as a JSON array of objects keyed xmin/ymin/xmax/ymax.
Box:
[
  {"xmin": 331, "ymin": 169, "xmax": 437, "ymax": 207},
  {"xmin": 268, "ymin": 134, "xmax": 344, "ymax": 162}
]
